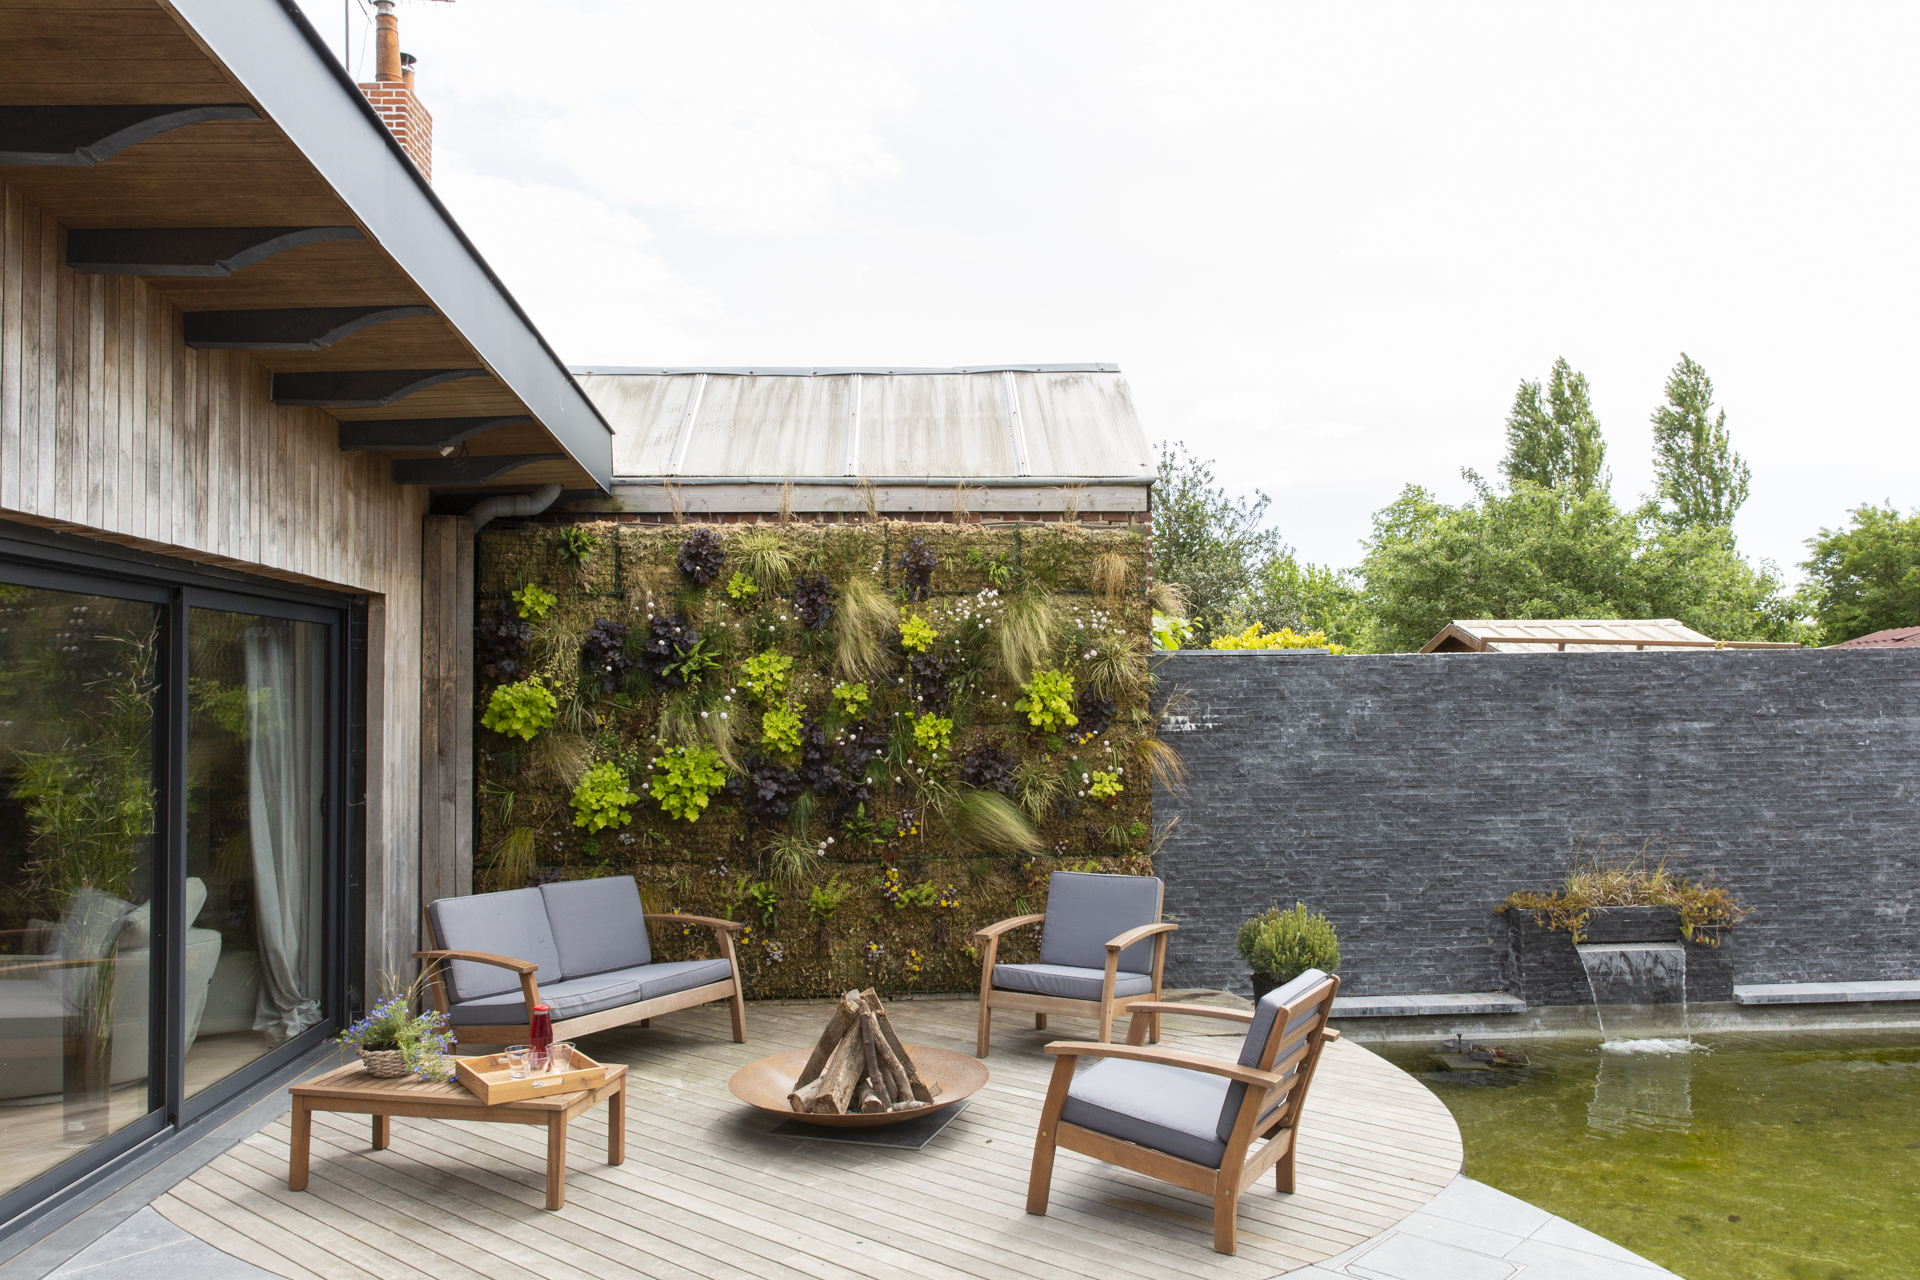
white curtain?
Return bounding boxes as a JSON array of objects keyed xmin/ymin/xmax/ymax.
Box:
[{"xmin": 246, "ymin": 619, "xmax": 326, "ymax": 1044}]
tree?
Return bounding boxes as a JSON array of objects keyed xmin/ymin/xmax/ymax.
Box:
[
  {"xmin": 1502, "ymin": 357, "xmax": 1609, "ymax": 498},
  {"xmin": 1800, "ymin": 503, "xmax": 1920, "ymax": 643},
  {"xmin": 1651, "ymin": 354, "xmax": 1749, "ymax": 528},
  {"xmin": 1151, "ymin": 441, "xmax": 1284, "ymax": 643},
  {"xmin": 1235, "ymin": 555, "xmax": 1376, "ymax": 653}
]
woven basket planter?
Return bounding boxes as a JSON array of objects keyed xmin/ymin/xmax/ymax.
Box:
[{"xmin": 358, "ymin": 1048, "xmax": 411, "ymax": 1078}]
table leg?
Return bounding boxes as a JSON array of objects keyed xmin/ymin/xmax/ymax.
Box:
[
  {"xmin": 288, "ymin": 1098, "xmax": 312, "ymax": 1192},
  {"xmin": 608, "ymin": 1079, "xmax": 626, "ymax": 1167},
  {"xmin": 372, "ymin": 1114, "xmax": 391, "ymax": 1151},
  {"xmin": 546, "ymin": 1111, "xmax": 567, "ymax": 1210}
]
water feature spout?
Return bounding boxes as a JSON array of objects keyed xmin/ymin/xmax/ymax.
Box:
[{"xmin": 1577, "ymin": 942, "xmax": 1691, "ymax": 1041}]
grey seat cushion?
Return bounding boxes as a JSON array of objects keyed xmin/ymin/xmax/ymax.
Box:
[
  {"xmin": 592, "ymin": 958, "xmax": 735, "ymax": 1003},
  {"xmin": 992, "ymin": 963, "xmax": 1152, "ymax": 1002},
  {"xmin": 445, "ymin": 958, "xmax": 733, "ymax": 1027},
  {"xmin": 1040, "ymin": 871, "xmax": 1163, "ymax": 973},
  {"xmin": 446, "ymin": 974, "xmax": 639, "ymax": 1027},
  {"xmin": 540, "ymin": 876, "xmax": 651, "ymax": 978},
  {"xmin": 1062, "ymin": 1057, "xmax": 1232, "ymax": 1169},
  {"xmin": 1217, "ymin": 968, "xmax": 1329, "ymax": 1145},
  {"xmin": 428, "ymin": 888, "xmax": 563, "ymax": 1002}
]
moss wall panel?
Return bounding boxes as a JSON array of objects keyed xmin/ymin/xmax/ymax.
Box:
[{"xmin": 473, "ymin": 519, "xmax": 1169, "ymax": 998}]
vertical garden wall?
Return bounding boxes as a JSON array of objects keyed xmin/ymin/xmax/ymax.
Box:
[{"xmin": 471, "ymin": 519, "xmax": 1168, "ymax": 999}]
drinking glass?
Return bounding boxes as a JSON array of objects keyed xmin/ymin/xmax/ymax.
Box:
[
  {"xmin": 504, "ymin": 1046, "xmax": 530, "ymax": 1079},
  {"xmin": 549, "ymin": 1042, "xmax": 575, "ymax": 1072},
  {"xmin": 529, "ymin": 1047, "xmax": 551, "ymax": 1075}
]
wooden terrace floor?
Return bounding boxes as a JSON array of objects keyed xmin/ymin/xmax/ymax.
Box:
[{"xmin": 152, "ymin": 996, "xmax": 1462, "ymax": 1279}]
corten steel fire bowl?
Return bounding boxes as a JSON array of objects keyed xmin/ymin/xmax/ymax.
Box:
[{"xmin": 728, "ymin": 1045, "xmax": 990, "ymax": 1128}]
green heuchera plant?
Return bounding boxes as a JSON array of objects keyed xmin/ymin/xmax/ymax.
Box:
[
  {"xmin": 647, "ymin": 745, "xmax": 728, "ymax": 823},
  {"xmin": 726, "ymin": 570, "xmax": 760, "ymax": 602},
  {"xmin": 1087, "ymin": 769, "xmax": 1122, "ymax": 800},
  {"xmin": 1015, "ymin": 668, "xmax": 1078, "ymax": 733},
  {"xmin": 761, "ymin": 701, "xmax": 803, "ymax": 755},
  {"xmin": 570, "ymin": 761, "xmax": 639, "ymax": 832},
  {"xmin": 832, "ymin": 681, "xmax": 870, "ymax": 716},
  {"xmin": 912, "ymin": 711, "xmax": 953, "ymax": 754},
  {"xmin": 899, "ymin": 613, "xmax": 938, "ymax": 653},
  {"xmin": 511, "ymin": 583, "xmax": 557, "ymax": 621},
  {"xmin": 480, "ymin": 679, "xmax": 556, "ymax": 740},
  {"xmin": 1235, "ymin": 901, "xmax": 1341, "ymax": 984},
  {"xmin": 741, "ymin": 649, "xmax": 793, "ymax": 703}
]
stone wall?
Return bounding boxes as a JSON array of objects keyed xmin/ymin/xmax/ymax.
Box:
[{"xmin": 1153, "ymin": 649, "xmax": 1920, "ymax": 999}]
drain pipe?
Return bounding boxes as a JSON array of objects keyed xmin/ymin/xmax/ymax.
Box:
[{"xmin": 467, "ymin": 482, "xmax": 562, "ymax": 534}]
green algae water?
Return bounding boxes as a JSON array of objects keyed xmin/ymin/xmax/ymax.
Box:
[{"xmin": 1372, "ymin": 1032, "xmax": 1920, "ymax": 1280}]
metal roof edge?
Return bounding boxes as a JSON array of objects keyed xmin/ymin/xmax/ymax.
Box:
[
  {"xmin": 168, "ymin": 0, "xmax": 614, "ymax": 489},
  {"xmin": 571, "ymin": 364, "xmax": 1122, "ymax": 377}
]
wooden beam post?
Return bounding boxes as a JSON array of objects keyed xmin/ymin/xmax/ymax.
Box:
[{"xmin": 419, "ymin": 515, "xmax": 473, "ymax": 907}]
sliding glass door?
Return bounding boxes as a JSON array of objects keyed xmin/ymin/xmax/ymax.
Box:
[{"xmin": 0, "ymin": 531, "xmax": 349, "ymax": 1223}]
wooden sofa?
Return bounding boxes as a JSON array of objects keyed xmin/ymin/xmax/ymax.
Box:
[{"xmin": 416, "ymin": 876, "xmax": 745, "ymax": 1044}]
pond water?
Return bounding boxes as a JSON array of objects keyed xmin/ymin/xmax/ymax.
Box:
[{"xmin": 1372, "ymin": 1031, "xmax": 1920, "ymax": 1280}]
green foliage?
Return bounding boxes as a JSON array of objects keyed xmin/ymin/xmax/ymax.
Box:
[
  {"xmin": 1800, "ymin": 503, "xmax": 1920, "ymax": 644},
  {"xmin": 1087, "ymin": 769, "xmax": 1122, "ymax": 800},
  {"xmin": 1652, "ymin": 353, "xmax": 1750, "ymax": 529},
  {"xmin": 761, "ymin": 701, "xmax": 803, "ymax": 755},
  {"xmin": 832, "ymin": 681, "xmax": 870, "ymax": 716},
  {"xmin": 1152, "ymin": 441, "xmax": 1286, "ymax": 643},
  {"xmin": 1209, "ymin": 623, "xmax": 1344, "ymax": 653},
  {"xmin": 725, "ymin": 571, "xmax": 760, "ymax": 602},
  {"xmin": 336, "ymin": 980, "xmax": 455, "ymax": 1081},
  {"xmin": 764, "ymin": 834, "xmax": 823, "ymax": 889},
  {"xmin": 741, "ymin": 649, "xmax": 793, "ymax": 703},
  {"xmin": 1502, "ymin": 357, "xmax": 1609, "ymax": 498},
  {"xmin": 570, "ymin": 761, "xmax": 638, "ymax": 833},
  {"xmin": 948, "ymin": 790, "xmax": 1042, "ymax": 853},
  {"xmin": 912, "ymin": 711, "xmax": 953, "ymax": 754},
  {"xmin": 742, "ymin": 879, "xmax": 780, "ymax": 928},
  {"xmin": 647, "ymin": 744, "xmax": 728, "ymax": 822},
  {"xmin": 481, "ymin": 679, "xmax": 556, "ymax": 740},
  {"xmin": 511, "ymin": 583, "xmax": 556, "ymax": 621},
  {"xmin": 1499, "ymin": 837, "xmax": 1747, "ymax": 946},
  {"xmin": 1235, "ymin": 902, "xmax": 1341, "ymax": 983},
  {"xmin": 1015, "ymin": 668, "xmax": 1077, "ymax": 733},
  {"xmin": 556, "ymin": 525, "xmax": 597, "ymax": 565},
  {"xmin": 1151, "ymin": 612, "xmax": 1194, "ymax": 651},
  {"xmin": 807, "ymin": 873, "xmax": 849, "ymax": 923},
  {"xmin": 736, "ymin": 530, "xmax": 797, "ymax": 593},
  {"xmin": 899, "ymin": 613, "xmax": 938, "ymax": 653}
]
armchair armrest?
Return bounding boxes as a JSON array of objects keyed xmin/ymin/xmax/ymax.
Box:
[
  {"xmin": 1124, "ymin": 1001, "xmax": 1252, "ymax": 1024},
  {"xmin": 1104, "ymin": 921, "xmax": 1177, "ymax": 953},
  {"xmin": 411, "ymin": 948, "xmax": 538, "ymax": 975},
  {"xmin": 972, "ymin": 913, "xmax": 1045, "ymax": 945},
  {"xmin": 643, "ymin": 913, "xmax": 743, "ymax": 933},
  {"xmin": 1043, "ymin": 1039, "xmax": 1286, "ymax": 1090}
]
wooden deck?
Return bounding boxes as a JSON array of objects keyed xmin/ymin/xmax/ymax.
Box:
[{"xmin": 151, "ymin": 997, "xmax": 1462, "ymax": 1279}]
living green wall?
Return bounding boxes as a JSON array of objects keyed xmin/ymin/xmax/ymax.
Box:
[{"xmin": 472, "ymin": 519, "xmax": 1168, "ymax": 999}]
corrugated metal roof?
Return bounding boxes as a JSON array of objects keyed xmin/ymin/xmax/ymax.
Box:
[
  {"xmin": 1422, "ymin": 619, "xmax": 1801, "ymax": 653},
  {"xmin": 1828, "ymin": 626, "xmax": 1920, "ymax": 649},
  {"xmin": 571, "ymin": 367, "xmax": 1153, "ymax": 482}
]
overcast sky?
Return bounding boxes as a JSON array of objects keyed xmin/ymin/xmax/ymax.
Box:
[{"xmin": 298, "ymin": 1, "xmax": 1918, "ymax": 579}]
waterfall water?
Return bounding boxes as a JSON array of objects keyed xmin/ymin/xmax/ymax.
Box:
[{"xmin": 1576, "ymin": 942, "xmax": 1693, "ymax": 1045}]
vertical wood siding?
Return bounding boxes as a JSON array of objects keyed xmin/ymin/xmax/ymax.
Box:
[{"xmin": 0, "ymin": 179, "xmax": 427, "ymax": 985}]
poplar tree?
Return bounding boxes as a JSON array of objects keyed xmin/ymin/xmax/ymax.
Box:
[
  {"xmin": 1501, "ymin": 357, "xmax": 1609, "ymax": 497},
  {"xmin": 1651, "ymin": 353, "xmax": 1749, "ymax": 528}
]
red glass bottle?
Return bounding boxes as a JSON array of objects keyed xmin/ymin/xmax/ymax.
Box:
[{"xmin": 529, "ymin": 1003, "xmax": 553, "ymax": 1057}]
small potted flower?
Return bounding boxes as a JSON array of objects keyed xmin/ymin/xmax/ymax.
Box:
[
  {"xmin": 1236, "ymin": 901, "xmax": 1341, "ymax": 1001},
  {"xmin": 336, "ymin": 979, "xmax": 457, "ymax": 1080}
]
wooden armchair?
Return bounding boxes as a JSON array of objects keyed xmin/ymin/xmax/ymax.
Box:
[
  {"xmin": 416, "ymin": 876, "xmax": 745, "ymax": 1045},
  {"xmin": 1026, "ymin": 970, "xmax": 1341, "ymax": 1255},
  {"xmin": 973, "ymin": 871, "xmax": 1175, "ymax": 1056}
]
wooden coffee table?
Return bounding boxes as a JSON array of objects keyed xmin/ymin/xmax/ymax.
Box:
[{"xmin": 287, "ymin": 1060, "xmax": 628, "ymax": 1209}]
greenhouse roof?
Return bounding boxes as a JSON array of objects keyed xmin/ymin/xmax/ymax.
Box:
[{"xmin": 569, "ymin": 366, "xmax": 1152, "ymax": 484}]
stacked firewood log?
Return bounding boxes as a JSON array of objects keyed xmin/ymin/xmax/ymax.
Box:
[{"xmin": 788, "ymin": 989, "xmax": 943, "ymax": 1115}]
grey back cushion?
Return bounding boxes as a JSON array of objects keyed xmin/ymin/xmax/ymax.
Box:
[
  {"xmin": 1214, "ymin": 968, "xmax": 1330, "ymax": 1145},
  {"xmin": 1038, "ymin": 871, "xmax": 1164, "ymax": 973},
  {"xmin": 540, "ymin": 876, "xmax": 652, "ymax": 979},
  {"xmin": 429, "ymin": 888, "xmax": 563, "ymax": 1002}
]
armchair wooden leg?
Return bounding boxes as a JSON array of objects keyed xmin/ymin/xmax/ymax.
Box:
[
  {"xmin": 1027, "ymin": 1055, "xmax": 1075, "ymax": 1216},
  {"xmin": 977, "ymin": 998, "xmax": 993, "ymax": 1058},
  {"xmin": 1276, "ymin": 1134, "xmax": 1298, "ymax": 1193},
  {"xmin": 1211, "ymin": 1185, "xmax": 1240, "ymax": 1255},
  {"xmin": 728, "ymin": 984, "xmax": 747, "ymax": 1044}
]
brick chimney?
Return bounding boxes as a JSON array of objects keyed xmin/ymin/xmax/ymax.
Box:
[{"xmin": 358, "ymin": 0, "xmax": 434, "ymax": 182}]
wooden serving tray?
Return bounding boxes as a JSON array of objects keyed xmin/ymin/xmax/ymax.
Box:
[{"xmin": 453, "ymin": 1049, "xmax": 611, "ymax": 1105}]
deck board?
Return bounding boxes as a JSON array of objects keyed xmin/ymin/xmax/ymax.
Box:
[{"xmin": 156, "ymin": 997, "xmax": 1461, "ymax": 1278}]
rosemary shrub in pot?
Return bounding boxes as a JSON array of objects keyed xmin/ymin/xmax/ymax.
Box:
[{"xmin": 1237, "ymin": 902, "xmax": 1341, "ymax": 1000}]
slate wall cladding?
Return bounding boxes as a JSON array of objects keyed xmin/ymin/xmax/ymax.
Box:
[{"xmin": 1153, "ymin": 650, "xmax": 1920, "ymax": 999}]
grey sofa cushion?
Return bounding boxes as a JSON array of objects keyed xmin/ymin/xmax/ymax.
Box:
[
  {"xmin": 540, "ymin": 876, "xmax": 651, "ymax": 978},
  {"xmin": 446, "ymin": 974, "xmax": 639, "ymax": 1027},
  {"xmin": 1038, "ymin": 872, "xmax": 1163, "ymax": 973},
  {"xmin": 991, "ymin": 963, "xmax": 1152, "ymax": 1002},
  {"xmin": 1061, "ymin": 1057, "xmax": 1231, "ymax": 1169},
  {"xmin": 428, "ymin": 888, "xmax": 563, "ymax": 1002},
  {"xmin": 592, "ymin": 958, "xmax": 735, "ymax": 1003},
  {"xmin": 1216, "ymin": 968, "xmax": 1329, "ymax": 1145}
]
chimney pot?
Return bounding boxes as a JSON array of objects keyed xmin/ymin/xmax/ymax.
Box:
[
  {"xmin": 374, "ymin": 0, "xmax": 403, "ymax": 82},
  {"xmin": 401, "ymin": 52, "xmax": 417, "ymax": 91}
]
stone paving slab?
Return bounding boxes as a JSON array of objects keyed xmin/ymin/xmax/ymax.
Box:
[
  {"xmin": 1735, "ymin": 980, "xmax": 1920, "ymax": 1004},
  {"xmin": 1332, "ymin": 993, "xmax": 1527, "ymax": 1018}
]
